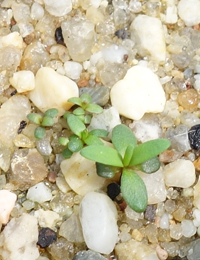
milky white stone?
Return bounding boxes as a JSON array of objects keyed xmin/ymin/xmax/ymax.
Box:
[
  {"xmin": 0, "ymin": 190, "xmax": 17, "ymax": 224},
  {"xmin": 9, "ymin": 70, "xmax": 35, "ymax": 93},
  {"xmin": 44, "ymin": 0, "xmax": 72, "ymax": 17},
  {"xmin": 165, "ymin": 6, "xmax": 178, "ymax": 24},
  {"xmin": 131, "ymin": 15, "xmax": 166, "ymax": 63},
  {"xmin": 178, "ymin": 0, "xmax": 200, "ymax": 26},
  {"xmin": 64, "ymin": 61, "xmax": 82, "ymax": 80},
  {"xmin": 101, "ymin": 44, "xmax": 128, "ymax": 63},
  {"xmin": 28, "ymin": 67, "xmax": 79, "ymax": 116},
  {"xmin": 34, "ymin": 209, "xmax": 60, "ymax": 228},
  {"xmin": 27, "ymin": 182, "xmax": 52, "ymax": 203},
  {"xmin": 79, "ymin": 191, "xmax": 118, "ymax": 254},
  {"xmin": 163, "ymin": 159, "xmax": 195, "ymax": 188},
  {"xmin": 181, "ymin": 219, "xmax": 196, "ymax": 238},
  {"xmin": 60, "ymin": 152, "xmax": 107, "ymax": 196},
  {"xmin": 193, "ymin": 209, "xmax": 200, "ymax": 227},
  {"xmin": 160, "ymin": 213, "xmax": 170, "ymax": 229},
  {"xmin": 193, "ymin": 177, "xmax": 200, "ymax": 209},
  {"xmin": 0, "ymin": 213, "xmax": 39, "ymax": 260},
  {"xmin": 31, "ymin": 2, "xmax": 44, "ymax": 20},
  {"xmin": 0, "ymin": 32, "xmax": 23, "ymax": 49},
  {"xmin": 110, "ymin": 65, "xmax": 166, "ymax": 120}
]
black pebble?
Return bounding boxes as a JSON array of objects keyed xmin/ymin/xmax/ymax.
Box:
[
  {"xmin": 144, "ymin": 204, "xmax": 156, "ymax": 222},
  {"xmin": 188, "ymin": 124, "xmax": 200, "ymax": 150},
  {"xmin": 115, "ymin": 29, "xmax": 128, "ymax": 40},
  {"xmin": 18, "ymin": 120, "xmax": 27, "ymax": 134},
  {"xmin": 37, "ymin": 227, "xmax": 57, "ymax": 248},
  {"xmin": 107, "ymin": 182, "xmax": 120, "ymax": 200},
  {"xmin": 55, "ymin": 27, "xmax": 65, "ymax": 45}
]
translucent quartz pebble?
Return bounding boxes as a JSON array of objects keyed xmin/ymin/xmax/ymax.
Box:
[
  {"xmin": 79, "ymin": 86, "xmax": 109, "ymax": 106},
  {"xmin": 9, "ymin": 70, "xmax": 35, "ymax": 93},
  {"xmin": 0, "ymin": 140, "xmax": 11, "ymax": 172},
  {"xmin": 165, "ymin": 6, "xmax": 178, "ymax": 24},
  {"xmin": 163, "ymin": 159, "xmax": 195, "ymax": 188},
  {"xmin": 0, "ymin": 213, "xmax": 39, "ymax": 260},
  {"xmin": 110, "ymin": 65, "xmax": 166, "ymax": 120},
  {"xmin": 181, "ymin": 220, "xmax": 196, "ymax": 238},
  {"xmin": 177, "ymin": 89, "xmax": 199, "ymax": 111},
  {"xmin": 180, "ymin": 111, "xmax": 200, "ymax": 128},
  {"xmin": 34, "ymin": 209, "xmax": 60, "ymax": 229},
  {"xmin": 36, "ymin": 138, "xmax": 52, "ymax": 156},
  {"xmin": 0, "ymin": 32, "xmax": 23, "ymax": 49},
  {"xmin": 27, "ymin": 182, "xmax": 52, "ymax": 204},
  {"xmin": 0, "ymin": 190, "xmax": 17, "ymax": 224},
  {"xmin": 101, "ymin": 44, "xmax": 128, "ymax": 63},
  {"xmin": 187, "ymin": 239, "xmax": 200, "ymax": 260},
  {"xmin": 170, "ymin": 224, "xmax": 183, "ymax": 240},
  {"xmin": 30, "ymin": 3, "xmax": 44, "ymax": 20},
  {"xmin": 131, "ymin": 15, "xmax": 166, "ymax": 63},
  {"xmin": 0, "ymin": 45, "xmax": 21, "ymax": 73},
  {"xmin": 73, "ymin": 250, "xmax": 107, "ymax": 260},
  {"xmin": 64, "ymin": 61, "xmax": 82, "ymax": 80},
  {"xmin": 44, "ymin": 0, "xmax": 72, "ymax": 17},
  {"xmin": 178, "ymin": 0, "xmax": 200, "ymax": 26},
  {"xmin": 160, "ymin": 213, "xmax": 170, "ymax": 230},
  {"xmin": 79, "ymin": 191, "xmax": 118, "ymax": 254},
  {"xmin": 28, "ymin": 67, "xmax": 78, "ymax": 116},
  {"xmin": 193, "ymin": 177, "xmax": 200, "ymax": 209}
]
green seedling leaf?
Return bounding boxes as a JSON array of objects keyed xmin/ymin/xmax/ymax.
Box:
[
  {"xmin": 80, "ymin": 145, "xmax": 124, "ymax": 167},
  {"xmin": 63, "ymin": 111, "xmax": 71, "ymax": 120},
  {"xmin": 140, "ymin": 156, "xmax": 160, "ymax": 174},
  {"xmin": 89, "ymin": 129, "xmax": 109, "ymax": 137},
  {"xmin": 123, "ymin": 145, "xmax": 135, "ymax": 167},
  {"xmin": 96, "ymin": 162, "xmax": 120, "ymax": 178},
  {"xmin": 84, "ymin": 114, "xmax": 92, "ymax": 124},
  {"xmin": 34, "ymin": 126, "xmax": 46, "ymax": 139},
  {"xmin": 112, "ymin": 124, "xmax": 137, "ymax": 158},
  {"xmin": 58, "ymin": 137, "xmax": 69, "ymax": 146},
  {"xmin": 129, "ymin": 139, "xmax": 171, "ymax": 166},
  {"xmin": 85, "ymin": 104, "xmax": 103, "ymax": 114},
  {"xmin": 83, "ymin": 134, "xmax": 103, "ymax": 146},
  {"xmin": 68, "ymin": 137, "xmax": 83, "ymax": 152},
  {"xmin": 27, "ymin": 113, "xmax": 42, "ymax": 125},
  {"xmin": 44, "ymin": 108, "xmax": 59, "ymax": 118},
  {"xmin": 41, "ymin": 116, "xmax": 54, "ymax": 126},
  {"xmin": 67, "ymin": 114, "xmax": 86, "ymax": 137},
  {"xmin": 62, "ymin": 148, "xmax": 73, "ymax": 159},
  {"xmin": 121, "ymin": 169, "xmax": 148, "ymax": 213},
  {"xmin": 80, "ymin": 93, "xmax": 92, "ymax": 104},
  {"xmin": 68, "ymin": 97, "xmax": 82, "ymax": 106},
  {"xmin": 73, "ymin": 107, "xmax": 85, "ymax": 116}
]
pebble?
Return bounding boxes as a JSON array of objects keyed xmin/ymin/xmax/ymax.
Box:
[
  {"xmin": 177, "ymin": 89, "xmax": 198, "ymax": 111},
  {"xmin": 178, "ymin": 0, "xmax": 200, "ymax": 26},
  {"xmin": 0, "ymin": 213, "xmax": 39, "ymax": 260},
  {"xmin": 131, "ymin": 15, "xmax": 166, "ymax": 63},
  {"xmin": 34, "ymin": 209, "xmax": 60, "ymax": 229},
  {"xmin": 110, "ymin": 65, "xmax": 166, "ymax": 120},
  {"xmin": 107, "ymin": 182, "xmax": 120, "ymax": 200},
  {"xmin": 72, "ymin": 250, "xmax": 107, "ymax": 260},
  {"xmin": 9, "ymin": 70, "xmax": 35, "ymax": 93},
  {"xmin": 0, "ymin": 190, "xmax": 17, "ymax": 224},
  {"xmin": 187, "ymin": 239, "xmax": 200, "ymax": 260},
  {"xmin": 79, "ymin": 191, "xmax": 118, "ymax": 254},
  {"xmin": 156, "ymin": 245, "xmax": 168, "ymax": 260},
  {"xmin": 181, "ymin": 219, "xmax": 196, "ymax": 238},
  {"xmin": 0, "ymin": 31, "xmax": 23, "ymax": 49},
  {"xmin": 101, "ymin": 44, "xmax": 128, "ymax": 63},
  {"xmin": 79, "ymin": 86, "xmax": 110, "ymax": 106},
  {"xmin": 64, "ymin": 61, "xmax": 82, "ymax": 80},
  {"xmin": 44, "ymin": 0, "xmax": 72, "ymax": 17},
  {"xmin": 37, "ymin": 227, "xmax": 57, "ymax": 248},
  {"xmin": 163, "ymin": 159, "xmax": 196, "ymax": 188},
  {"xmin": 30, "ymin": 2, "xmax": 44, "ymax": 20},
  {"xmin": 27, "ymin": 182, "xmax": 52, "ymax": 204},
  {"xmin": 193, "ymin": 177, "xmax": 200, "ymax": 209},
  {"xmin": 0, "ymin": 140, "xmax": 11, "ymax": 172},
  {"xmin": 160, "ymin": 213, "xmax": 170, "ymax": 230},
  {"xmin": 188, "ymin": 124, "xmax": 200, "ymax": 150},
  {"xmin": 28, "ymin": 67, "xmax": 79, "ymax": 116},
  {"xmin": 144, "ymin": 205, "xmax": 156, "ymax": 222},
  {"xmin": 170, "ymin": 224, "xmax": 183, "ymax": 240}
]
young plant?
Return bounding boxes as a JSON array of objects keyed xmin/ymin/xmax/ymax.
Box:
[{"xmin": 80, "ymin": 124, "xmax": 171, "ymax": 213}]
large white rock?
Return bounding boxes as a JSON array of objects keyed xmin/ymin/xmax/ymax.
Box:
[
  {"xmin": 44, "ymin": 0, "xmax": 72, "ymax": 17},
  {"xmin": 9, "ymin": 70, "xmax": 35, "ymax": 93},
  {"xmin": 0, "ymin": 213, "xmax": 39, "ymax": 260},
  {"xmin": 131, "ymin": 15, "xmax": 166, "ymax": 63},
  {"xmin": 0, "ymin": 190, "xmax": 17, "ymax": 224},
  {"xmin": 28, "ymin": 67, "xmax": 79, "ymax": 116},
  {"xmin": 110, "ymin": 65, "xmax": 166, "ymax": 120},
  {"xmin": 163, "ymin": 159, "xmax": 196, "ymax": 188},
  {"xmin": 79, "ymin": 192, "xmax": 118, "ymax": 254},
  {"xmin": 178, "ymin": 0, "xmax": 200, "ymax": 26}
]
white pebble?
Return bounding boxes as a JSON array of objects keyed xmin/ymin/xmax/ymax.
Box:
[
  {"xmin": 110, "ymin": 65, "xmax": 166, "ymax": 120},
  {"xmin": 101, "ymin": 44, "xmax": 128, "ymax": 63},
  {"xmin": 64, "ymin": 61, "xmax": 82, "ymax": 80},
  {"xmin": 163, "ymin": 159, "xmax": 196, "ymax": 188},
  {"xmin": 178, "ymin": 0, "xmax": 200, "ymax": 26},
  {"xmin": 27, "ymin": 182, "xmax": 52, "ymax": 204},
  {"xmin": 0, "ymin": 190, "xmax": 17, "ymax": 224},
  {"xmin": 165, "ymin": 6, "xmax": 178, "ymax": 24},
  {"xmin": 79, "ymin": 191, "xmax": 118, "ymax": 254},
  {"xmin": 181, "ymin": 219, "xmax": 196, "ymax": 238},
  {"xmin": 160, "ymin": 213, "xmax": 170, "ymax": 229},
  {"xmin": 44, "ymin": 0, "xmax": 72, "ymax": 17},
  {"xmin": 9, "ymin": 70, "xmax": 35, "ymax": 93},
  {"xmin": 0, "ymin": 32, "xmax": 23, "ymax": 49},
  {"xmin": 193, "ymin": 209, "xmax": 200, "ymax": 227},
  {"xmin": 31, "ymin": 2, "xmax": 44, "ymax": 20},
  {"xmin": 34, "ymin": 209, "xmax": 60, "ymax": 228}
]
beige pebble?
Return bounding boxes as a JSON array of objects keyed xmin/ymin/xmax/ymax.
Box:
[
  {"xmin": 156, "ymin": 245, "xmax": 168, "ymax": 260},
  {"xmin": 0, "ymin": 190, "xmax": 17, "ymax": 224}
]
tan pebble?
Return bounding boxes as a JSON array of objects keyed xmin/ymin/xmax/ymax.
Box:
[
  {"xmin": 131, "ymin": 229, "xmax": 143, "ymax": 241},
  {"xmin": 47, "ymin": 172, "xmax": 57, "ymax": 183},
  {"xmin": 77, "ymin": 79, "xmax": 88, "ymax": 87},
  {"xmin": 194, "ymin": 157, "xmax": 200, "ymax": 171},
  {"xmin": 155, "ymin": 216, "xmax": 161, "ymax": 227},
  {"xmin": 156, "ymin": 245, "xmax": 168, "ymax": 260},
  {"xmin": 177, "ymin": 89, "xmax": 199, "ymax": 111}
]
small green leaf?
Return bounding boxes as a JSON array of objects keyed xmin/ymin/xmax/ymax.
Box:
[
  {"xmin": 123, "ymin": 145, "xmax": 135, "ymax": 167},
  {"xmin": 121, "ymin": 169, "xmax": 148, "ymax": 213},
  {"xmin": 80, "ymin": 145, "xmax": 124, "ymax": 167},
  {"xmin": 44, "ymin": 108, "xmax": 59, "ymax": 118},
  {"xmin": 85, "ymin": 104, "xmax": 103, "ymax": 114},
  {"xmin": 58, "ymin": 137, "xmax": 69, "ymax": 146},
  {"xmin": 80, "ymin": 93, "xmax": 92, "ymax": 104},
  {"xmin": 83, "ymin": 134, "xmax": 103, "ymax": 146},
  {"xmin": 63, "ymin": 111, "xmax": 71, "ymax": 120},
  {"xmin": 96, "ymin": 163, "xmax": 120, "ymax": 178},
  {"xmin": 68, "ymin": 138, "xmax": 83, "ymax": 152},
  {"xmin": 34, "ymin": 126, "xmax": 46, "ymax": 139},
  {"xmin": 68, "ymin": 97, "xmax": 82, "ymax": 106},
  {"xmin": 41, "ymin": 116, "xmax": 54, "ymax": 126},
  {"xmin": 112, "ymin": 124, "xmax": 137, "ymax": 158},
  {"xmin": 67, "ymin": 114, "xmax": 86, "ymax": 137},
  {"xmin": 27, "ymin": 113, "xmax": 42, "ymax": 125},
  {"xmin": 62, "ymin": 148, "xmax": 73, "ymax": 159},
  {"xmin": 129, "ymin": 139, "xmax": 171, "ymax": 166},
  {"xmin": 140, "ymin": 156, "xmax": 161, "ymax": 174},
  {"xmin": 84, "ymin": 114, "xmax": 92, "ymax": 124},
  {"xmin": 73, "ymin": 107, "xmax": 85, "ymax": 116},
  {"xmin": 89, "ymin": 129, "xmax": 109, "ymax": 137}
]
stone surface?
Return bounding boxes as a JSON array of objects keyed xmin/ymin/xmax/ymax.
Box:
[
  {"xmin": 163, "ymin": 159, "xmax": 196, "ymax": 188},
  {"xmin": 187, "ymin": 239, "xmax": 200, "ymax": 260},
  {"xmin": 131, "ymin": 15, "xmax": 166, "ymax": 63},
  {"xmin": 0, "ymin": 140, "xmax": 11, "ymax": 172},
  {"xmin": 9, "ymin": 70, "xmax": 35, "ymax": 93},
  {"xmin": 0, "ymin": 213, "xmax": 39, "ymax": 260},
  {"xmin": 44, "ymin": 0, "xmax": 72, "ymax": 17},
  {"xmin": 34, "ymin": 209, "xmax": 60, "ymax": 229},
  {"xmin": 181, "ymin": 219, "xmax": 196, "ymax": 238},
  {"xmin": 27, "ymin": 182, "xmax": 52, "ymax": 204},
  {"xmin": 0, "ymin": 32, "xmax": 23, "ymax": 49},
  {"xmin": 60, "ymin": 152, "xmax": 107, "ymax": 196},
  {"xmin": 73, "ymin": 250, "xmax": 107, "ymax": 260},
  {"xmin": 28, "ymin": 67, "xmax": 79, "ymax": 116},
  {"xmin": 193, "ymin": 177, "xmax": 200, "ymax": 209},
  {"xmin": 110, "ymin": 65, "xmax": 166, "ymax": 120},
  {"xmin": 79, "ymin": 191, "xmax": 118, "ymax": 254},
  {"xmin": 10, "ymin": 148, "xmax": 48, "ymax": 191},
  {"xmin": 64, "ymin": 61, "xmax": 82, "ymax": 80},
  {"xmin": 178, "ymin": 0, "xmax": 200, "ymax": 26},
  {"xmin": 0, "ymin": 190, "xmax": 17, "ymax": 224}
]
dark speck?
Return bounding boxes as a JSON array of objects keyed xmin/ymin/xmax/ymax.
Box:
[
  {"xmin": 144, "ymin": 204, "xmax": 156, "ymax": 222},
  {"xmin": 115, "ymin": 28, "xmax": 128, "ymax": 40},
  {"xmin": 37, "ymin": 227, "xmax": 57, "ymax": 248},
  {"xmin": 188, "ymin": 124, "xmax": 200, "ymax": 150},
  {"xmin": 11, "ymin": 90, "xmax": 17, "ymax": 96},
  {"xmin": 18, "ymin": 120, "xmax": 27, "ymax": 134},
  {"xmin": 107, "ymin": 182, "xmax": 120, "ymax": 200},
  {"xmin": 55, "ymin": 27, "xmax": 65, "ymax": 46}
]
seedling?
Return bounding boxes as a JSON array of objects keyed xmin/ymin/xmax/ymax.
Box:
[{"xmin": 80, "ymin": 124, "xmax": 171, "ymax": 212}]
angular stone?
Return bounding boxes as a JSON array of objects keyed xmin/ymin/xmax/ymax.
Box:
[
  {"xmin": 0, "ymin": 190, "xmax": 17, "ymax": 224},
  {"xmin": 34, "ymin": 209, "xmax": 60, "ymax": 229},
  {"xmin": 9, "ymin": 70, "xmax": 35, "ymax": 93},
  {"xmin": 44, "ymin": 0, "xmax": 72, "ymax": 17},
  {"xmin": 178, "ymin": 0, "xmax": 200, "ymax": 26},
  {"xmin": 0, "ymin": 140, "xmax": 11, "ymax": 172},
  {"xmin": 27, "ymin": 182, "xmax": 52, "ymax": 204},
  {"xmin": 10, "ymin": 148, "xmax": 48, "ymax": 191}
]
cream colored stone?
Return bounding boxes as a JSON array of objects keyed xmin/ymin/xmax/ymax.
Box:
[
  {"xmin": 34, "ymin": 209, "xmax": 60, "ymax": 228},
  {"xmin": 178, "ymin": 0, "xmax": 200, "ymax": 26},
  {"xmin": 0, "ymin": 32, "xmax": 23, "ymax": 49},
  {"xmin": 9, "ymin": 70, "xmax": 35, "ymax": 93},
  {"xmin": 0, "ymin": 190, "xmax": 17, "ymax": 224}
]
